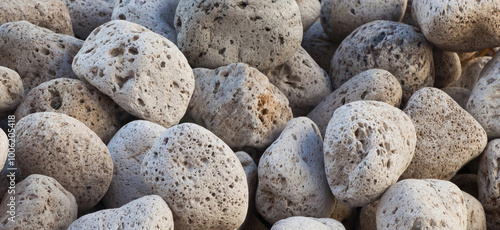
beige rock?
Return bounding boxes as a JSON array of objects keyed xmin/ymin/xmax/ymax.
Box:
[
  {"xmin": 68, "ymin": 195, "xmax": 174, "ymax": 230},
  {"xmin": 478, "ymin": 139, "xmax": 500, "ymax": 229},
  {"xmin": 175, "ymin": 0, "xmax": 303, "ymax": 70},
  {"xmin": 441, "ymin": 87, "xmax": 471, "ymax": 110},
  {"xmin": 0, "ymin": 174, "xmax": 77, "ymax": 230},
  {"xmin": 462, "ymin": 191, "xmax": 486, "ymax": 230},
  {"xmin": 0, "ymin": 67, "xmax": 23, "ymax": 113},
  {"xmin": 0, "ymin": 130, "xmax": 7, "ymax": 178},
  {"xmin": 188, "ymin": 63, "xmax": 292, "ymax": 149},
  {"xmin": 297, "ymin": 0, "xmax": 320, "ymax": 31},
  {"xmin": 360, "ymin": 201, "xmax": 378, "ymax": 230},
  {"xmin": 450, "ymin": 56, "xmax": 492, "ymax": 90},
  {"xmin": 62, "ymin": 0, "xmax": 114, "ymax": 39},
  {"xmin": 450, "ymin": 174, "xmax": 479, "ymax": 198},
  {"xmin": 141, "ymin": 123, "xmax": 248, "ymax": 230},
  {"xmin": 308, "ymin": 69, "xmax": 402, "ymax": 136},
  {"xmin": 15, "ymin": 112, "xmax": 113, "ymax": 211},
  {"xmin": 236, "ymin": 151, "xmax": 258, "ymax": 202},
  {"xmin": 271, "ymin": 216, "xmax": 345, "ymax": 230},
  {"xmin": 434, "ymin": 50, "xmax": 461, "ymax": 88},
  {"xmin": 72, "ymin": 20, "xmax": 194, "ymax": 128},
  {"xmin": 301, "ymin": 20, "xmax": 339, "ymax": 72},
  {"xmin": 376, "ymin": 179, "xmax": 467, "ymax": 230},
  {"xmin": 324, "ymin": 101, "xmax": 416, "ymax": 207},
  {"xmin": 0, "ymin": 21, "xmax": 83, "ymax": 93}
]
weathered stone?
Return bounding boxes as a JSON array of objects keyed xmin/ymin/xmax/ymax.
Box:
[
  {"xmin": 271, "ymin": 216, "xmax": 346, "ymax": 230},
  {"xmin": 0, "ymin": 67, "xmax": 23, "ymax": 114},
  {"xmin": 478, "ymin": 139, "xmax": 500, "ymax": 229},
  {"xmin": 441, "ymin": 87, "xmax": 471, "ymax": 110},
  {"xmin": 301, "ymin": 20, "xmax": 339, "ymax": 72},
  {"xmin": 462, "ymin": 191, "xmax": 486, "ymax": 230},
  {"xmin": 433, "ymin": 50, "xmax": 461, "ymax": 88},
  {"xmin": 450, "ymin": 56, "xmax": 492, "ymax": 90},
  {"xmin": 62, "ymin": 0, "xmax": 113, "ymax": 39}
]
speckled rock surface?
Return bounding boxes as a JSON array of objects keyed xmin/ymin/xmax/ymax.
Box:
[
  {"xmin": 376, "ymin": 179, "xmax": 467, "ymax": 230},
  {"xmin": 188, "ymin": 63, "xmax": 292, "ymax": 149},
  {"xmin": 401, "ymin": 87, "xmax": 487, "ymax": 180},
  {"xmin": 0, "ymin": 174, "xmax": 77, "ymax": 230},
  {"xmin": 324, "ymin": 101, "xmax": 416, "ymax": 207},
  {"xmin": 433, "ymin": 50, "xmax": 461, "ymax": 88},
  {"xmin": 103, "ymin": 120, "xmax": 166, "ymax": 209},
  {"xmin": 68, "ymin": 195, "xmax": 174, "ymax": 230},
  {"xmin": 450, "ymin": 174, "xmax": 479, "ymax": 198},
  {"xmin": 62, "ymin": 0, "xmax": 113, "ymax": 39},
  {"xmin": 271, "ymin": 216, "xmax": 346, "ymax": 230},
  {"xmin": 72, "ymin": 20, "xmax": 194, "ymax": 128},
  {"xmin": 450, "ymin": 56, "xmax": 491, "ymax": 90},
  {"xmin": 330, "ymin": 20, "xmax": 434, "ymax": 102},
  {"xmin": 256, "ymin": 117, "xmax": 335, "ymax": 224},
  {"xmin": 301, "ymin": 20, "xmax": 339, "ymax": 72},
  {"xmin": 412, "ymin": 0, "xmax": 500, "ymax": 52},
  {"xmin": 308, "ymin": 69, "xmax": 402, "ymax": 136},
  {"xmin": 442, "ymin": 87, "xmax": 471, "ymax": 110},
  {"xmin": 297, "ymin": 0, "xmax": 320, "ymax": 31},
  {"xmin": 15, "ymin": 112, "xmax": 113, "ymax": 211},
  {"xmin": 141, "ymin": 123, "xmax": 248, "ymax": 230},
  {"xmin": 0, "ymin": 130, "xmax": 8, "ymax": 183},
  {"xmin": 478, "ymin": 139, "xmax": 500, "ymax": 229},
  {"xmin": 261, "ymin": 47, "xmax": 332, "ymax": 116},
  {"xmin": 0, "ymin": 67, "xmax": 23, "ymax": 114},
  {"xmin": 320, "ymin": 0, "xmax": 406, "ymax": 43},
  {"xmin": 462, "ymin": 191, "xmax": 486, "ymax": 230},
  {"xmin": 15, "ymin": 78, "xmax": 124, "ymax": 143},
  {"xmin": 0, "ymin": 21, "xmax": 83, "ymax": 93},
  {"xmin": 175, "ymin": 0, "xmax": 303, "ymax": 70}
]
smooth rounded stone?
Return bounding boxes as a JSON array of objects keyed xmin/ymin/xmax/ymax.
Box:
[
  {"xmin": 401, "ymin": 88, "xmax": 487, "ymax": 180},
  {"xmin": 0, "ymin": 0, "xmax": 73, "ymax": 35},
  {"xmin": 112, "ymin": 0, "xmax": 179, "ymax": 43},
  {"xmin": 0, "ymin": 130, "xmax": 7, "ymax": 178},
  {"xmin": 376, "ymin": 179, "xmax": 467, "ymax": 230},
  {"xmin": 256, "ymin": 117, "xmax": 335, "ymax": 224},
  {"xmin": 102, "ymin": 120, "xmax": 166, "ymax": 209},
  {"xmin": 478, "ymin": 139, "xmax": 500, "ymax": 229},
  {"xmin": 188, "ymin": 63, "xmax": 293, "ymax": 149},
  {"xmin": 68, "ymin": 195, "xmax": 174, "ymax": 230},
  {"xmin": 15, "ymin": 112, "xmax": 113, "ymax": 211},
  {"xmin": 441, "ymin": 87, "xmax": 471, "ymax": 110},
  {"xmin": 62, "ymin": 0, "xmax": 114, "ymax": 39},
  {"xmin": 175, "ymin": 0, "xmax": 303, "ymax": 70},
  {"xmin": 324, "ymin": 101, "xmax": 416, "ymax": 207},
  {"xmin": 330, "ymin": 20, "xmax": 434, "ymax": 102},
  {"xmin": 0, "ymin": 174, "xmax": 78, "ymax": 230},
  {"xmin": 412, "ymin": 0, "xmax": 500, "ymax": 52},
  {"xmin": 14, "ymin": 78, "xmax": 124, "ymax": 143},
  {"xmin": 0, "ymin": 67, "xmax": 23, "ymax": 114},
  {"xmin": 360, "ymin": 201, "xmax": 378, "ymax": 230},
  {"xmin": 72, "ymin": 20, "xmax": 194, "ymax": 128},
  {"xmin": 451, "ymin": 174, "xmax": 479, "ymax": 198},
  {"xmin": 321, "ymin": 0, "xmax": 406, "ymax": 43},
  {"xmin": 235, "ymin": 151, "xmax": 257, "ymax": 201},
  {"xmin": 301, "ymin": 20, "xmax": 339, "ymax": 72},
  {"xmin": 261, "ymin": 47, "xmax": 333, "ymax": 116},
  {"xmin": 141, "ymin": 123, "xmax": 248, "ymax": 230},
  {"xmin": 462, "ymin": 191, "xmax": 487, "ymax": 230},
  {"xmin": 434, "ymin": 50, "xmax": 462, "ymax": 88},
  {"xmin": 450, "ymin": 56, "xmax": 492, "ymax": 90},
  {"xmin": 297, "ymin": 0, "xmax": 320, "ymax": 31},
  {"xmin": 0, "ymin": 21, "xmax": 83, "ymax": 93},
  {"xmin": 308, "ymin": 69, "xmax": 402, "ymax": 136},
  {"xmin": 271, "ymin": 216, "xmax": 346, "ymax": 230}
]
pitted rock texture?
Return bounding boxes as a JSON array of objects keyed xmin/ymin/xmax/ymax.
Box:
[
  {"xmin": 175, "ymin": 0, "xmax": 303, "ymax": 70},
  {"xmin": 112, "ymin": 0, "xmax": 179, "ymax": 43},
  {"xmin": 478, "ymin": 139, "xmax": 500, "ymax": 229},
  {"xmin": 462, "ymin": 191, "xmax": 486, "ymax": 230},
  {"xmin": 330, "ymin": 20, "xmax": 434, "ymax": 102},
  {"xmin": 72, "ymin": 20, "xmax": 194, "ymax": 128},
  {"xmin": 320, "ymin": 0, "xmax": 406, "ymax": 43},
  {"xmin": 0, "ymin": 174, "xmax": 77, "ymax": 230},
  {"xmin": 103, "ymin": 120, "xmax": 166, "ymax": 208},
  {"xmin": 271, "ymin": 216, "xmax": 346, "ymax": 230},
  {"xmin": 412, "ymin": 0, "xmax": 500, "ymax": 52},
  {"xmin": 15, "ymin": 112, "xmax": 113, "ymax": 211},
  {"xmin": 15, "ymin": 78, "xmax": 124, "ymax": 143},
  {"xmin": 141, "ymin": 123, "xmax": 248, "ymax": 230},
  {"xmin": 324, "ymin": 101, "xmax": 416, "ymax": 207},
  {"xmin": 68, "ymin": 195, "xmax": 174, "ymax": 230},
  {"xmin": 188, "ymin": 63, "xmax": 293, "ymax": 149},
  {"xmin": 441, "ymin": 87, "xmax": 471, "ymax": 110},
  {"xmin": 376, "ymin": 179, "xmax": 467, "ymax": 230},
  {"xmin": 0, "ymin": 66, "xmax": 23, "ymax": 113},
  {"xmin": 301, "ymin": 20, "xmax": 339, "ymax": 72},
  {"xmin": 402, "ymin": 87, "xmax": 487, "ymax": 180},
  {"xmin": 296, "ymin": 0, "xmax": 321, "ymax": 31},
  {"xmin": 433, "ymin": 50, "xmax": 461, "ymax": 88},
  {"xmin": 450, "ymin": 56, "xmax": 491, "ymax": 90},
  {"xmin": 256, "ymin": 117, "xmax": 335, "ymax": 224},
  {"xmin": 62, "ymin": 0, "xmax": 114, "ymax": 39},
  {"xmin": 308, "ymin": 69, "xmax": 402, "ymax": 136},
  {"xmin": 236, "ymin": 151, "xmax": 258, "ymax": 202},
  {"xmin": 0, "ymin": 130, "xmax": 7, "ymax": 174},
  {"xmin": 0, "ymin": 21, "xmax": 83, "ymax": 93},
  {"xmin": 261, "ymin": 47, "xmax": 332, "ymax": 116}
]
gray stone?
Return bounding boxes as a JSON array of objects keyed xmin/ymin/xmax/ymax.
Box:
[
  {"xmin": 0, "ymin": 67, "xmax": 23, "ymax": 114},
  {"xmin": 301, "ymin": 20, "xmax": 339, "ymax": 72},
  {"xmin": 297, "ymin": 0, "xmax": 320, "ymax": 31},
  {"xmin": 450, "ymin": 56, "xmax": 492, "ymax": 90},
  {"xmin": 433, "ymin": 50, "xmax": 461, "ymax": 88},
  {"xmin": 62, "ymin": 0, "xmax": 114, "ymax": 39},
  {"xmin": 478, "ymin": 139, "xmax": 500, "ymax": 229}
]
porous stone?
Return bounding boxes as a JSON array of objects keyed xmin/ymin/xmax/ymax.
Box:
[
  {"xmin": 175, "ymin": 0, "xmax": 303, "ymax": 70},
  {"xmin": 376, "ymin": 179, "xmax": 467, "ymax": 230},
  {"xmin": 62, "ymin": 0, "xmax": 114, "ymax": 39},
  {"xmin": 103, "ymin": 120, "xmax": 166, "ymax": 208},
  {"xmin": 297, "ymin": 0, "xmax": 320, "ymax": 31},
  {"xmin": 301, "ymin": 20, "xmax": 339, "ymax": 72},
  {"xmin": 68, "ymin": 195, "xmax": 174, "ymax": 230},
  {"xmin": 15, "ymin": 112, "xmax": 113, "ymax": 211},
  {"xmin": 188, "ymin": 63, "xmax": 293, "ymax": 149},
  {"xmin": 271, "ymin": 216, "xmax": 346, "ymax": 230},
  {"xmin": 401, "ymin": 87, "xmax": 487, "ymax": 180},
  {"xmin": 360, "ymin": 201, "xmax": 378, "ymax": 230},
  {"xmin": 261, "ymin": 47, "xmax": 332, "ymax": 116},
  {"xmin": 478, "ymin": 139, "xmax": 500, "ymax": 229},
  {"xmin": 442, "ymin": 87, "xmax": 471, "ymax": 110},
  {"xmin": 412, "ymin": 0, "xmax": 500, "ymax": 52},
  {"xmin": 0, "ymin": 130, "xmax": 7, "ymax": 177},
  {"xmin": 450, "ymin": 174, "xmax": 479, "ymax": 198},
  {"xmin": 330, "ymin": 20, "xmax": 434, "ymax": 102},
  {"xmin": 72, "ymin": 20, "xmax": 194, "ymax": 128},
  {"xmin": 0, "ymin": 67, "xmax": 23, "ymax": 114},
  {"xmin": 235, "ymin": 151, "xmax": 258, "ymax": 202},
  {"xmin": 0, "ymin": 174, "xmax": 77, "ymax": 230},
  {"xmin": 256, "ymin": 117, "xmax": 335, "ymax": 224},
  {"xmin": 450, "ymin": 56, "xmax": 492, "ymax": 90},
  {"xmin": 462, "ymin": 191, "xmax": 486, "ymax": 230},
  {"xmin": 324, "ymin": 101, "xmax": 416, "ymax": 207},
  {"xmin": 320, "ymin": 0, "xmax": 406, "ymax": 43},
  {"xmin": 308, "ymin": 69, "xmax": 402, "ymax": 136},
  {"xmin": 15, "ymin": 78, "xmax": 124, "ymax": 143},
  {"xmin": 0, "ymin": 21, "xmax": 83, "ymax": 93},
  {"xmin": 141, "ymin": 123, "xmax": 248, "ymax": 230},
  {"xmin": 433, "ymin": 50, "xmax": 461, "ymax": 88}
]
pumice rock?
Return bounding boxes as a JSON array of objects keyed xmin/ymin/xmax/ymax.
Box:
[
  {"xmin": 301, "ymin": 20, "xmax": 339, "ymax": 72},
  {"xmin": 296, "ymin": 0, "xmax": 321, "ymax": 31},
  {"xmin": 141, "ymin": 123, "xmax": 248, "ymax": 230},
  {"xmin": 72, "ymin": 20, "xmax": 194, "ymax": 128},
  {"xmin": 15, "ymin": 112, "xmax": 113, "ymax": 211},
  {"xmin": 188, "ymin": 63, "xmax": 293, "ymax": 149},
  {"xmin": 324, "ymin": 101, "xmax": 416, "ymax": 207},
  {"xmin": 450, "ymin": 56, "xmax": 492, "ymax": 90},
  {"xmin": 433, "ymin": 50, "xmax": 461, "ymax": 88},
  {"xmin": 0, "ymin": 130, "xmax": 7, "ymax": 171},
  {"xmin": 235, "ymin": 151, "xmax": 258, "ymax": 202},
  {"xmin": 175, "ymin": 0, "xmax": 303, "ymax": 70},
  {"xmin": 0, "ymin": 67, "xmax": 23, "ymax": 114},
  {"xmin": 462, "ymin": 191, "xmax": 486, "ymax": 230},
  {"xmin": 478, "ymin": 139, "xmax": 500, "ymax": 229},
  {"xmin": 62, "ymin": 0, "xmax": 114, "ymax": 39},
  {"xmin": 271, "ymin": 216, "xmax": 346, "ymax": 230}
]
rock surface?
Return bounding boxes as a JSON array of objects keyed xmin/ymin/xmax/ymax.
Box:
[
  {"xmin": 0, "ymin": 67, "xmax": 23, "ymax": 114},
  {"xmin": 433, "ymin": 50, "xmax": 461, "ymax": 88},
  {"xmin": 271, "ymin": 216, "xmax": 346, "ymax": 230},
  {"xmin": 62, "ymin": 0, "xmax": 113, "ymax": 39},
  {"xmin": 297, "ymin": 0, "xmax": 321, "ymax": 31},
  {"xmin": 462, "ymin": 191, "xmax": 486, "ymax": 230},
  {"xmin": 441, "ymin": 87, "xmax": 471, "ymax": 110},
  {"xmin": 450, "ymin": 56, "xmax": 491, "ymax": 90},
  {"xmin": 478, "ymin": 139, "xmax": 500, "ymax": 229},
  {"xmin": 0, "ymin": 130, "xmax": 6, "ymax": 169},
  {"xmin": 301, "ymin": 20, "xmax": 339, "ymax": 72}
]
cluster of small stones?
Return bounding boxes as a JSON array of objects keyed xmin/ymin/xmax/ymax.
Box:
[{"xmin": 1, "ymin": 0, "xmax": 500, "ymax": 229}]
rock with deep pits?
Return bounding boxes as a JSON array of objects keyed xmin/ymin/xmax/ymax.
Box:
[{"xmin": 0, "ymin": 66, "xmax": 23, "ymax": 114}]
